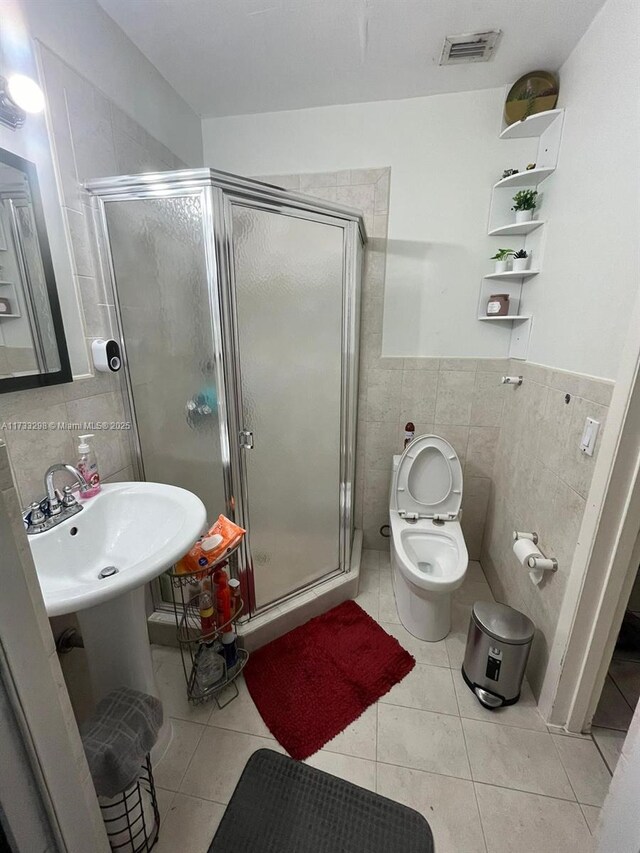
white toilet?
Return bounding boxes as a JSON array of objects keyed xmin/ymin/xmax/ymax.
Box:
[{"xmin": 389, "ymin": 435, "xmax": 469, "ymax": 642}]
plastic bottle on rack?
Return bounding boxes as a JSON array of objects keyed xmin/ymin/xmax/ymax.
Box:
[
  {"xmin": 194, "ymin": 642, "xmax": 225, "ymax": 693},
  {"xmin": 199, "ymin": 591, "xmax": 215, "ymax": 636},
  {"xmin": 216, "ymin": 574, "xmax": 232, "ymax": 626}
]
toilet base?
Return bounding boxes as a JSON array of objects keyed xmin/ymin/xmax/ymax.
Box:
[{"xmin": 392, "ymin": 559, "xmax": 452, "ymax": 642}]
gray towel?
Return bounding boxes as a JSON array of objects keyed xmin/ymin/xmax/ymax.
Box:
[{"xmin": 81, "ymin": 687, "xmax": 163, "ymax": 798}]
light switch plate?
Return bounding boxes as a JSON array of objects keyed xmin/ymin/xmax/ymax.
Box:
[{"xmin": 580, "ymin": 417, "xmax": 600, "ymax": 456}]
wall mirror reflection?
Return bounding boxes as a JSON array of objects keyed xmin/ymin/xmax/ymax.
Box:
[{"xmin": 0, "ymin": 147, "xmax": 70, "ymax": 392}]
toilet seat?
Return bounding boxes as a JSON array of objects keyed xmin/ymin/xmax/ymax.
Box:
[{"xmin": 394, "ymin": 435, "xmax": 463, "ymax": 520}]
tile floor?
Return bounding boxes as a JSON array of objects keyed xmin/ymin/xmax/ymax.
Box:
[
  {"xmin": 152, "ymin": 551, "xmax": 610, "ymax": 853},
  {"xmin": 591, "ymin": 632, "xmax": 640, "ymax": 775}
]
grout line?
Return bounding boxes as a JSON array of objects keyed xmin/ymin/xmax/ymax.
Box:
[
  {"xmin": 548, "ymin": 731, "xmax": 579, "ymax": 803},
  {"xmin": 590, "ymin": 731, "xmax": 618, "ymax": 777}
]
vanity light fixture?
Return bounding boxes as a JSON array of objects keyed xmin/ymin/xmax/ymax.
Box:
[{"xmin": 0, "ymin": 74, "xmax": 45, "ymax": 130}]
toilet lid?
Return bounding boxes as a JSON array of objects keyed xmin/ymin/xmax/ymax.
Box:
[{"xmin": 394, "ymin": 435, "xmax": 463, "ymax": 519}]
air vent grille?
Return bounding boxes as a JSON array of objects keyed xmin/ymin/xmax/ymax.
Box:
[{"xmin": 440, "ymin": 31, "xmax": 501, "ymax": 65}]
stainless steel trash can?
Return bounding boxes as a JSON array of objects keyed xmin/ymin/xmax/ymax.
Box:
[{"xmin": 462, "ymin": 601, "xmax": 535, "ymax": 709}]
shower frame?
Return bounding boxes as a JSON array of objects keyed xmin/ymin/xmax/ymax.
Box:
[{"xmin": 86, "ymin": 168, "xmax": 365, "ymax": 619}]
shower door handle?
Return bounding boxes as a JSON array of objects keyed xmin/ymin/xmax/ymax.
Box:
[{"xmin": 239, "ymin": 429, "xmax": 254, "ymax": 449}]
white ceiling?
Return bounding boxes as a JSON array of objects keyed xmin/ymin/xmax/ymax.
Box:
[{"xmin": 98, "ymin": 0, "xmax": 606, "ymax": 118}]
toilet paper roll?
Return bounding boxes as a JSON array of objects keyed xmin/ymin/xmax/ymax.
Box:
[{"xmin": 513, "ymin": 538, "xmax": 544, "ymax": 585}]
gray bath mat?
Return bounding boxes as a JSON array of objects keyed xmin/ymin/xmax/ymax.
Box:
[{"xmin": 208, "ymin": 749, "xmax": 434, "ymax": 852}]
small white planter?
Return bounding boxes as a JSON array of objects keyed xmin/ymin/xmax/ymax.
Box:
[
  {"xmin": 512, "ymin": 256, "xmax": 529, "ymax": 272},
  {"xmin": 494, "ymin": 260, "xmax": 510, "ymax": 273},
  {"xmin": 515, "ymin": 209, "xmax": 534, "ymax": 223}
]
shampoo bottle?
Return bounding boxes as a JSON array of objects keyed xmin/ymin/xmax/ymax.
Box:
[{"xmin": 77, "ymin": 434, "xmax": 101, "ymax": 498}]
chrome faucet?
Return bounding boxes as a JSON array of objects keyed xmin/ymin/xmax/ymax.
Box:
[
  {"xmin": 23, "ymin": 463, "xmax": 91, "ymax": 535},
  {"xmin": 44, "ymin": 463, "xmax": 91, "ymax": 516}
]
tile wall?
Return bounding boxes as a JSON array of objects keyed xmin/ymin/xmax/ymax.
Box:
[
  {"xmin": 0, "ymin": 45, "xmax": 190, "ymax": 506},
  {"xmin": 482, "ymin": 360, "xmax": 614, "ymax": 696}
]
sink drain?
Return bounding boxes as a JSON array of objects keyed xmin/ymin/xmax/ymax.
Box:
[{"xmin": 98, "ymin": 566, "xmax": 119, "ymax": 579}]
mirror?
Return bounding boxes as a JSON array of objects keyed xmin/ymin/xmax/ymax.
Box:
[{"xmin": 0, "ymin": 147, "xmax": 70, "ymax": 391}]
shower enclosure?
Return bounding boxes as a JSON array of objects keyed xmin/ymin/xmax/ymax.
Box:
[{"xmin": 87, "ymin": 169, "xmax": 364, "ymax": 617}]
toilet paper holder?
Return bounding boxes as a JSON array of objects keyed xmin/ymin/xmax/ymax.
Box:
[{"xmin": 512, "ymin": 531, "xmax": 558, "ymax": 573}]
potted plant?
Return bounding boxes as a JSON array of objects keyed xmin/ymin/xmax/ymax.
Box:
[
  {"xmin": 490, "ymin": 248, "xmax": 514, "ymax": 273},
  {"xmin": 511, "ymin": 189, "xmax": 538, "ymax": 223},
  {"xmin": 512, "ymin": 249, "xmax": 530, "ymax": 272}
]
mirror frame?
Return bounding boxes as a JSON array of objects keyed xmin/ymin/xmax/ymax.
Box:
[{"xmin": 0, "ymin": 147, "xmax": 71, "ymax": 393}]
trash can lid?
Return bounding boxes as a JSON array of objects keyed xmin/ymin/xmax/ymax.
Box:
[{"xmin": 472, "ymin": 601, "xmax": 535, "ymax": 645}]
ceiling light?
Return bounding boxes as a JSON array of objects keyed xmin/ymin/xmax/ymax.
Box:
[{"xmin": 7, "ymin": 74, "xmax": 45, "ymax": 114}]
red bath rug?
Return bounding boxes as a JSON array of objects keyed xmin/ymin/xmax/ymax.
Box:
[{"xmin": 243, "ymin": 599, "xmax": 415, "ymax": 760}]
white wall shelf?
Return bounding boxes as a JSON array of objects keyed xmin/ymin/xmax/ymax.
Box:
[
  {"xmin": 484, "ymin": 270, "xmax": 539, "ymax": 281},
  {"xmin": 478, "ymin": 315, "xmax": 530, "ymax": 321},
  {"xmin": 494, "ymin": 167, "xmax": 555, "ymax": 189},
  {"xmin": 499, "ymin": 109, "xmax": 564, "ymax": 140},
  {"xmin": 479, "ymin": 108, "xmax": 563, "ymax": 360},
  {"xmin": 488, "ymin": 221, "xmax": 544, "ymax": 237}
]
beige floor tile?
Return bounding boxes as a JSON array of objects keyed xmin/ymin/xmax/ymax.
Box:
[
  {"xmin": 454, "ymin": 581, "xmax": 495, "ymax": 606},
  {"xmin": 155, "ymin": 793, "xmax": 226, "ymax": 853},
  {"xmin": 608, "ymin": 658, "xmax": 640, "ymax": 709},
  {"xmin": 381, "ymin": 663, "xmax": 458, "ymax": 716},
  {"xmin": 379, "ymin": 591, "xmax": 401, "ymax": 623},
  {"xmin": 552, "ymin": 734, "xmax": 612, "ymax": 806},
  {"xmin": 377, "ymin": 763, "xmax": 486, "ymax": 853},
  {"xmin": 580, "ymin": 804, "xmax": 601, "ymax": 836},
  {"xmin": 453, "ymin": 669, "xmax": 547, "ymax": 731},
  {"xmin": 361, "ymin": 549, "xmax": 380, "ymax": 571},
  {"xmin": 377, "ymin": 704, "xmax": 470, "ymax": 779},
  {"xmin": 591, "ymin": 726, "xmax": 627, "ymax": 773},
  {"xmin": 475, "ymin": 783, "xmax": 593, "ymax": 853},
  {"xmin": 355, "ymin": 589, "xmax": 379, "ymax": 621},
  {"xmin": 463, "ymin": 719, "xmax": 574, "ymax": 800},
  {"xmin": 181, "ymin": 728, "xmax": 282, "ymax": 804},
  {"xmin": 154, "ymin": 658, "xmax": 214, "ymax": 725},
  {"xmin": 207, "ymin": 676, "xmax": 273, "ymax": 739},
  {"xmin": 379, "ymin": 567, "xmax": 394, "ymax": 596},
  {"xmin": 154, "ymin": 719, "xmax": 205, "ymax": 791},
  {"xmin": 322, "ymin": 703, "xmax": 378, "ymax": 760},
  {"xmin": 358, "ymin": 567, "xmax": 380, "ymax": 595},
  {"xmin": 304, "ymin": 751, "xmax": 376, "ymax": 792},
  {"xmin": 444, "ymin": 602, "xmax": 472, "ymax": 669},
  {"xmin": 592, "ymin": 675, "xmax": 634, "ymax": 730},
  {"xmin": 155, "ymin": 787, "xmax": 175, "ymax": 822},
  {"xmin": 380, "ymin": 621, "xmax": 450, "ymax": 667}
]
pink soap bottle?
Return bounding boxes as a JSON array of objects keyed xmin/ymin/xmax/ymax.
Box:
[{"xmin": 77, "ymin": 434, "xmax": 101, "ymax": 498}]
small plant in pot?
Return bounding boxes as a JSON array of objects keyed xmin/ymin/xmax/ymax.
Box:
[
  {"xmin": 511, "ymin": 189, "xmax": 538, "ymax": 223},
  {"xmin": 490, "ymin": 248, "xmax": 514, "ymax": 273},
  {"xmin": 512, "ymin": 249, "xmax": 529, "ymax": 272}
]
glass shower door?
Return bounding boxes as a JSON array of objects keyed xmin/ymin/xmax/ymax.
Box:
[
  {"xmin": 103, "ymin": 193, "xmax": 227, "ymax": 523},
  {"xmin": 229, "ymin": 204, "xmax": 345, "ymax": 609}
]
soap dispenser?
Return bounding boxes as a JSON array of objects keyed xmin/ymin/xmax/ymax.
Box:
[{"xmin": 77, "ymin": 434, "xmax": 101, "ymax": 498}]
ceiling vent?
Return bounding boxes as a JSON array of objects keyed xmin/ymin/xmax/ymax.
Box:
[{"xmin": 440, "ymin": 31, "xmax": 501, "ymax": 65}]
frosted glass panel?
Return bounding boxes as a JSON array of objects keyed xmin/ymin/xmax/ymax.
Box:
[
  {"xmin": 232, "ymin": 206, "xmax": 344, "ymax": 608},
  {"xmin": 105, "ymin": 196, "xmax": 225, "ymax": 523}
]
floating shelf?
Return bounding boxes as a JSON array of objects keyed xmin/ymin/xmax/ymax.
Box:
[
  {"xmin": 484, "ymin": 270, "xmax": 539, "ymax": 281},
  {"xmin": 500, "ymin": 109, "xmax": 564, "ymax": 140},
  {"xmin": 478, "ymin": 315, "xmax": 530, "ymax": 322},
  {"xmin": 488, "ymin": 221, "xmax": 544, "ymax": 237},
  {"xmin": 494, "ymin": 167, "xmax": 555, "ymax": 189}
]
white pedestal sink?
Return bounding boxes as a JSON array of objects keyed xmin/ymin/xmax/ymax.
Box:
[{"xmin": 29, "ymin": 482, "xmax": 206, "ymax": 757}]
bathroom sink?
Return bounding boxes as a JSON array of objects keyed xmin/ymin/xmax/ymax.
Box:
[
  {"xmin": 29, "ymin": 482, "xmax": 207, "ymax": 617},
  {"xmin": 29, "ymin": 481, "xmax": 206, "ymax": 757}
]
